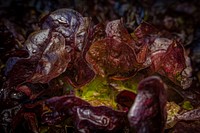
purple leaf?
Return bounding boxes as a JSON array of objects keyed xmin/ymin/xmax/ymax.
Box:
[
  {"xmin": 176, "ymin": 108, "xmax": 200, "ymax": 121},
  {"xmin": 86, "ymin": 38, "xmax": 138, "ymax": 80},
  {"xmin": 74, "ymin": 106, "xmax": 128, "ymax": 133},
  {"xmin": 105, "ymin": 19, "xmax": 133, "ymax": 44},
  {"xmin": 5, "ymin": 29, "xmax": 70, "ymax": 84},
  {"xmin": 128, "ymin": 76, "xmax": 167, "ymax": 133},
  {"xmin": 41, "ymin": 95, "xmax": 129, "ymax": 132},
  {"xmin": 26, "ymin": 30, "xmax": 71, "ymax": 83},
  {"xmin": 41, "ymin": 95, "xmax": 90, "ymax": 125},
  {"xmin": 41, "ymin": 9, "xmax": 90, "ymax": 58},
  {"xmin": 158, "ymin": 40, "xmax": 193, "ymax": 89},
  {"xmin": 41, "ymin": 9, "xmax": 95, "ymax": 87}
]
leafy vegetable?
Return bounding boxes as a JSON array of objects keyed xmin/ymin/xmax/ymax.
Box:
[
  {"xmin": 86, "ymin": 20, "xmax": 143, "ymax": 80},
  {"xmin": 176, "ymin": 108, "xmax": 200, "ymax": 121},
  {"xmin": 128, "ymin": 76, "xmax": 167, "ymax": 133},
  {"xmin": 158, "ymin": 40, "xmax": 193, "ymax": 89},
  {"xmin": 0, "ymin": 1, "xmax": 200, "ymax": 132},
  {"xmin": 5, "ymin": 29, "xmax": 70, "ymax": 85},
  {"xmin": 41, "ymin": 8, "xmax": 95, "ymax": 87},
  {"xmin": 73, "ymin": 105, "xmax": 129, "ymax": 133},
  {"xmin": 132, "ymin": 22, "xmax": 193, "ymax": 89},
  {"xmin": 86, "ymin": 38, "xmax": 138, "ymax": 79}
]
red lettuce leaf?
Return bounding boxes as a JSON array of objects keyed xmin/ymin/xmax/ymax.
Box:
[
  {"xmin": 89, "ymin": 23, "xmax": 106, "ymax": 43},
  {"xmin": 41, "ymin": 9, "xmax": 90, "ymax": 61},
  {"xmin": 74, "ymin": 106, "xmax": 129, "ymax": 133},
  {"xmin": 133, "ymin": 22, "xmax": 193, "ymax": 89},
  {"xmin": 41, "ymin": 9, "xmax": 84, "ymax": 39},
  {"xmin": 5, "ymin": 29, "xmax": 70, "ymax": 85},
  {"xmin": 41, "ymin": 95, "xmax": 129, "ymax": 132},
  {"xmin": 176, "ymin": 107, "xmax": 200, "ymax": 121},
  {"xmin": 158, "ymin": 40, "xmax": 193, "ymax": 89},
  {"xmin": 86, "ymin": 38, "xmax": 138, "ymax": 80},
  {"xmin": 41, "ymin": 95, "xmax": 90, "ymax": 125},
  {"xmin": 26, "ymin": 30, "xmax": 70, "ymax": 83},
  {"xmin": 148, "ymin": 37, "xmax": 173, "ymax": 71},
  {"xmin": 86, "ymin": 20, "xmax": 145, "ymax": 80},
  {"xmin": 41, "ymin": 9, "xmax": 95, "ymax": 87},
  {"xmin": 1, "ymin": 29, "xmax": 70, "ymax": 109},
  {"xmin": 105, "ymin": 20, "xmax": 133, "ymax": 44},
  {"xmin": 128, "ymin": 76, "xmax": 167, "ymax": 133},
  {"xmin": 83, "ymin": 22, "xmax": 106, "ymax": 58}
]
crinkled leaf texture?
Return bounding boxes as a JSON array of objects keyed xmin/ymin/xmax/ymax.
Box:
[
  {"xmin": 133, "ymin": 22, "xmax": 193, "ymax": 89},
  {"xmin": 86, "ymin": 20, "xmax": 145, "ymax": 80},
  {"xmin": 154, "ymin": 40, "xmax": 193, "ymax": 89},
  {"xmin": 86, "ymin": 19, "xmax": 193, "ymax": 87},
  {"xmin": 40, "ymin": 95, "xmax": 129, "ymax": 133},
  {"xmin": 5, "ymin": 29, "xmax": 70, "ymax": 85},
  {"xmin": 26, "ymin": 30, "xmax": 70, "ymax": 83},
  {"xmin": 74, "ymin": 106, "xmax": 128, "ymax": 133},
  {"xmin": 164, "ymin": 44, "xmax": 192, "ymax": 89},
  {"xmin": 5, "ymin": 9, "xmax": 95, "ymax": 87},
  {"xmin": 41, "ymin": 95, "xmax": 90, "ymax": 125},
  {"xmin": 41, "ymin": 8, "xmax": 95, "ymax": 87},
  {"xmin": 87, "ymin": 38, "xmax": 138, "ymax": 79},
  {"xmin": 128, "ymin": 76, "xmax": 167, "ymax": 133},
  {"xmin": 176, "ymin": 107, "xmax": 200, "ymax": 121},
  {"xmin": 0, "ymin": 8, "xmax": 197, "ymax": 133},
  {"xmin": 42, "ymin": 8, "xmax": 83, "ymax": 38}
]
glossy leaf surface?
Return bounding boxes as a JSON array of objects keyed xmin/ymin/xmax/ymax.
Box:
[
  {"xmin": 41, "ymin": 95, "xmax": 129, "ymax": 133},
  {"xmin": 41, "ymin": 9, "xmax": 95, "ymax": 87},
  {"xmin": 86, "ymin": 38, "xmax": 138, "ymax": 79},
  {"xmin": 5, "ymin": 29, "xmax": 70, "ymax": 84},
  {"xmin": 74, "ymin": 106, "xmax": 128, "ymax": 133},
  {"xmin": 128, "ymin": 76, "xmax": 167, "ymax": 133},
  {"xmin": 0, "ymin": 5, "xmax": 199, "ymax": 133}
]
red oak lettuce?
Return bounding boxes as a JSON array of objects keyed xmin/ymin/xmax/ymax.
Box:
[{"xmin": 0, "ymin": 7, "xmax": 197, "ymax": 133}]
